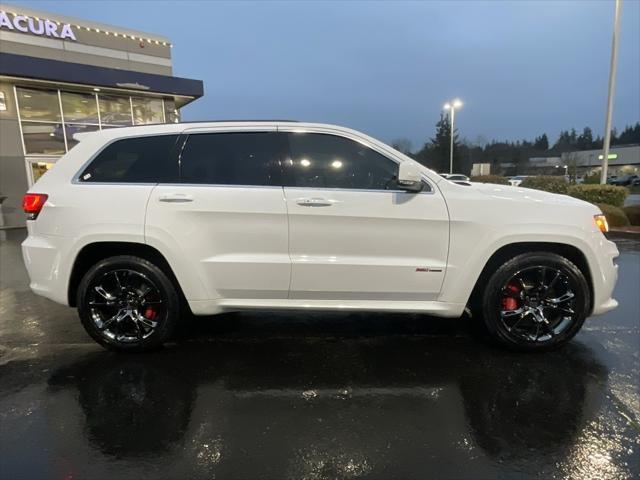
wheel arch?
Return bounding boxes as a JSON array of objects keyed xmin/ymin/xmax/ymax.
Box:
[
  {"xmin": 468, "ymin": 242, "xmax": 594, "ymax": 313},
  {"xmin": 68, "ymin": 241, "xmax": 189, "ymax": 310}
]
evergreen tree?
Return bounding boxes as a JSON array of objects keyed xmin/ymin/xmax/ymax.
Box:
[
  {"xmin": 415, "ymin": 113, "xmax": 459, "ymax": 172},
  {"xmin": 577, "ymin": 127, "xmax": 594, "ymax": 150},
  {"xmin": 533, "ymin": 134, "xmax": 549, "ymax": 151},
  {"xmin": 569, "ymin": 128, "xmax": 577, "ymax": 144},
  {"xmin": 552, "ymin": 130, "xmax": 577, "ymax": 153},
  {"xmin": 616, "ymin": 122, "xmax": 640, "ymax": 145}
]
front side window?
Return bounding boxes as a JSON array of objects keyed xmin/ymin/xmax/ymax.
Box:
[
  {"xmin": 285, "ymin": 133, "xmax": 399, "ymax": 190},
  {"xmin": 180, "ymin": 132, "xmax": 284, "ymax": 186},
  {"xmin": 79, "ymin": 135, "xmax": 179, "ymax": 183}
]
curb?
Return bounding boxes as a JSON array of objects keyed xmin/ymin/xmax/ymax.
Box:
[{"xmin": 608, "ymin": 229, "xmax": 640, "ymax": 240}]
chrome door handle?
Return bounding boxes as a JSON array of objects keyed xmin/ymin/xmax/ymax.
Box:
[
  {"xmin": 296, "ymin": 197, "xmax": 334, "ymax": 207},
  {"xmin": 159, "ymin": 193, "xmax": 194, "ymax": 203}
]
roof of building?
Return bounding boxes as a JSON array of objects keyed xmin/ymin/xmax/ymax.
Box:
[{"xmin": 0, "ymin": 52, "xmax": 203, "ymax": 100}]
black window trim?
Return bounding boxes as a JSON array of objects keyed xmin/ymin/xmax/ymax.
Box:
[{"xmin": 71, "ymin": 128, "xmax": 434, "ymax": 193}]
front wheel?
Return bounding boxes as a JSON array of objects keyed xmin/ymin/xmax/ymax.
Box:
[
  {"xmin": 481, "ymin": 252, "xmax": 591, "ymax": 351},
  {"xmin": 77, "ymin": 255, "xmax": 180, "ymax": 352}
]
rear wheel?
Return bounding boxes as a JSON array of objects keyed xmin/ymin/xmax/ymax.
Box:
[
  {"xmin": 77, "ymin": 255, "xmax": 180, "ymax": 352},
  {"xmin": 481, "ymin": 252, "xmax": 590, "ymax": 351}
]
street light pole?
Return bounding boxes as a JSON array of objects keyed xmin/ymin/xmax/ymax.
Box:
[
  {"xmin": 443, "ymin": 99, "xmax": 463, "ymax": 174},
  {"xmin": 449, "ymin": 106, "xmax": 455, "ymax": 174},
  {"xmin": 600, "ymin": 0, "xmax": 623, "ymax": 184}
]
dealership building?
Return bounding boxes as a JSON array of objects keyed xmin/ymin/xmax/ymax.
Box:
[
  {"xmin": 561, "ymin": 145, "xmax": 640, "ymax": 176},
  {"xmin": 0, "ymin": 3, "xmax": 204, "ymax": 227}
]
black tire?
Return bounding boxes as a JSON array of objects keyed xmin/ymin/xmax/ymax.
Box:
[
  {"xmin": 77, "ymin": 255, "xmax": 180, "ymax": 352},
  {"xmin": 481, "ymin": 252, "xmax": 590, "ymax": 352}
]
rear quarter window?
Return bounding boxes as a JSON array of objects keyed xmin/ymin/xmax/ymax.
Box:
[{"xmin": 79, "ymin": 135, "xmax": 179, "ymax": 183}]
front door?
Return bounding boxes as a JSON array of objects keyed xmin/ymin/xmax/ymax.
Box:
[{"xmin": 282, "ymin": 130, "xmax": 449, "ymax": 301}]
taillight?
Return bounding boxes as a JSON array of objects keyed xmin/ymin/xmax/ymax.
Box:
[{"xmin": 22, "ymin": 193, "xmax": 48, "ymax": 220}]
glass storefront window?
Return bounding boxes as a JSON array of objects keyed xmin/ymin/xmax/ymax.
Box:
[
  {"xmin": 99, "ymin": 95, "xmax": 133, "ymax": 126},
  {"xmin": 132, "ymin": 97, "xmax": 164, "ymax": 125},
  {"xmin": 30, "ymin": 161, "xmax": 55, "ymax": 183},
  {"xmin": 61, "ymin": 91, "xmax": 99, "ymax": 123},
  {"xmin": 65, "ymin": 124, "xmax": 101, "ymax": 149},
  {"xmin": 16, "ymin": 86, "xmax": 182, "ymax": 167},
  {"xmin": 21, "ymin": 122, "xmax": 66, "ymax": 155},
  {"xmin": 164, "ymin": 99, "xmax": 180, "ymax": 123},
  {"xmin": 16, "ymin": 87, "xmax": 61, "ymax": 122}
]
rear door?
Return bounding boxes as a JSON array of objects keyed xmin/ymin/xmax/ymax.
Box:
[
  {"xmin": 145, "ymin": 128, "xmax": 291, "ymax": 302},
  {"xmin": 281, "ymin": 129, "xmax": 450, "ymax": 301}
]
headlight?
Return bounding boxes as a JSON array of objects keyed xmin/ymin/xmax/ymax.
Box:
[{"xmin": 594, "ymin": 214, "xmax": 609, "ymax": 233}]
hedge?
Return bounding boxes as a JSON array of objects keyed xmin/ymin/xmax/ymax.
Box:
[
  {"xmin": 567, "ymin": 184, "xmax": 628, "ymax": 208},
  {"xmin": 520, "ymin": 176, "xmax": 569, "ymax": 194},
  {"xmin": 470, "ymin": 175, "xmax": 509, "ymax": 185},
  {"xmin": 623, "ymin": 205, "xmax": 640, "ymax": 226},
  {"xmin": 582, "ymin": 172, "xmax": 601, "ymax": 184},
  {"xmin": 596, "ymin": 203, "xmax": 630, "ymax": 227}
]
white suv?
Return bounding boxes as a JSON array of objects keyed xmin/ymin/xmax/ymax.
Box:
[{"xmin": 22, "ymin": 121, "xmax": 619, "ymax": 352}]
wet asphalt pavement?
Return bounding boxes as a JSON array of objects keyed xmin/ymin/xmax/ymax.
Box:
[{"xmin": 0, "ymin": 231, "xmax": 638, "ymax": 480}]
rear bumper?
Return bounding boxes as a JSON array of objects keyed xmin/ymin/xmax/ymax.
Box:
[{"xmin": 21, "ymin": 230, "xmax": 72, "ymax": 306}]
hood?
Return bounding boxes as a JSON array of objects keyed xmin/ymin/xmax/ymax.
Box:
[{"xmin": 469, "ymin": 182, "xmax": 596, "ymax": 209}]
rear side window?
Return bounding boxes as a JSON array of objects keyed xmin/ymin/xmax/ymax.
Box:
[
  {"xmin": 179, "ymin": 132, "xmax": 284, "ymax": 186},
  {"xmin": 79, "ymin": 135, "xmax": 179, "ymax": 183}
]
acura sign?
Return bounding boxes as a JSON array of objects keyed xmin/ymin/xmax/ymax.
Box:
[{"xmin": 0, "ymin": 11, "xmax": 77, "ymax": 41}]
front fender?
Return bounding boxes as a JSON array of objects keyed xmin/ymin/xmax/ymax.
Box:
[{"xmin": 437, "ymin": 221, "xmax": 617, "ymax": 311}]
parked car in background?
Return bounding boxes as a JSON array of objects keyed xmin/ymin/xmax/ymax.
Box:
[
  {"xmin": 508, "ymin": 175, "xmax": 530, "ymax": 187},
  {"xmin": 610, "ymin": 174, "xmax": 639, "ymax": 186},
  {"xmin": 606, "ymin": 175, "xmax": 618, "ymax": 184},
  {"xmin": 22, "ymin": 121, "xmax": 619, "ymax": 353},
  {"xmin": 440, "ymin": 173, "xmax": 470, "ymax": 183}
]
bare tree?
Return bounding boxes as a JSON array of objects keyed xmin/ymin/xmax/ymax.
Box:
[
  {"xmin": 563, "ymin": 152, "xmax": 580, "ymax": 183},
  {"xmin": 391, "ymin": 138, "xmax": 413, "ymax": 155}
]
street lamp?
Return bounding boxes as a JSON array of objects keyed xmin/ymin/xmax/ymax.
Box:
[
  {"xmin": 601, "ymin": 0, "xmax": 623, "ymax": 184},
  {"xmin": 443, "ymin": 99, "xmax": 463, "ymax": 174}
]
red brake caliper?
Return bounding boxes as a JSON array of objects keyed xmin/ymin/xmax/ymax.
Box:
[
  {"xmin": 502, "ymin": 282, "xmax": 521, "ymax": 311},
  {"xmin": 144, "ymin": 307, "xmax": 158, "ymax": 320}
]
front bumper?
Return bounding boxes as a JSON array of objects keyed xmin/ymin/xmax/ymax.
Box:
[{"xmin": 589, "ymin": 235, "xmax": 619, "ymax": 316}]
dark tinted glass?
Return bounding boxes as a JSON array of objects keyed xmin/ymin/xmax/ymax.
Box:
[
  {"xmin": 286, "ymin": 133, "xmax": 399, "ymax": 190},
  {"xmin": 180, "ymin": 132, "xmax": 284, "ymax": 186},
  {"xmin": 80, "ymin": 135, "xmax": 179, "ymax": 183}
]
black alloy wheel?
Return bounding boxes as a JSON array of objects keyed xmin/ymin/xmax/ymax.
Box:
[
  {"xmin": 77, "ymin": 256, "xmax": 180, "ymax": 352},
  {"xmin": 481, "ymin": 252, "xmax": 590, "ymax": 351}
]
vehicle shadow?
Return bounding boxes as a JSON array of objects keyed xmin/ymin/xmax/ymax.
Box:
[{"xmin": 44, "ymin": 311, "xmax": 610, "ymax": 478}]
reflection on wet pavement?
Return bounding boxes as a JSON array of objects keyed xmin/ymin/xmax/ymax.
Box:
[{"xmin": 1, "ymin": 231, "xmax": 638, "ymax": 479}]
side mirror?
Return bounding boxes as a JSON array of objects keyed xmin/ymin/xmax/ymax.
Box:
[{"xmin": 397, "ymin": 161, "xmax": 424, "ymax": 192}]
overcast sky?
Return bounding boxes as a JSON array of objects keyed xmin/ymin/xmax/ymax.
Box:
[{"xmin": 12, "ymin": 0, "xmax": 640, "ymax": 148}]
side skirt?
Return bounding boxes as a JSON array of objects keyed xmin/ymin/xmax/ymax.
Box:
[{"xmin": 187, "ymin": 298, "xmax": 466, "ymax": 318}]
